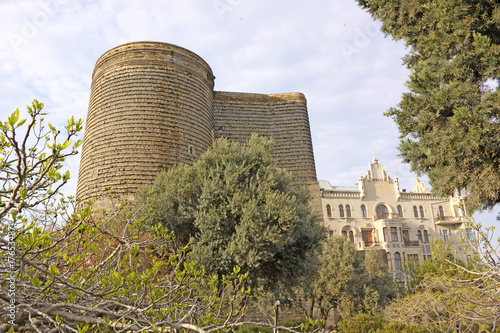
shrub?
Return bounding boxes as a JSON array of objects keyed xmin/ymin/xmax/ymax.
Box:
[
  {"xmin": 337, "ymin": 313, "xmax": 387, "ymax": 333},
  {"xmin": 280, "ymin": 318, "xmax": 321, "ymax": 332},
  {"xmin": 377, "ymin": 322, "xmax": 426, "ymax": 333}
]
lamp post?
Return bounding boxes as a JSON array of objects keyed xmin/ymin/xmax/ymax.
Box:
[{"xmin": 274, "ymin": 300, "xmax": 280, "ymax": 333}]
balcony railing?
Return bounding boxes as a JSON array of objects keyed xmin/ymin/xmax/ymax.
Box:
[
  {"xmin": 435, "ymin": 215, "xmax": 463, "ymax": 225},
  {"xmin": 363, "ymin": 241, "xmax": 380, "ymax": 247},
  {"xmin": 404, "ymin": 241, "xmax": 420, "ymax": 247}
]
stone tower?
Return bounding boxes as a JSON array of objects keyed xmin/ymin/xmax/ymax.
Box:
[
  {"xmin": 77, "ymin": 42, "xmax": 215, "ymax": 208},
  {"xmin": 77, "ymin": 41, "xmax": 320, "ymax": 211}
]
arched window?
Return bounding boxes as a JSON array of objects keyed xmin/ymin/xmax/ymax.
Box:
[
  {"xmin": 328, "ymin": 230, "xmax": 333, "ymax": 238},
  {"xmin": 342, "ymin": 229, "xmax": 347, "ymax": 237},
  {"xmin": 419, "ymin": 206, "xmax": 425, "ymax": 218},
  {"xmin": 386, "ymin": 252, "xmax": 393, "ymax": 271},
  {"xmin": 423, "ymin": 230, "xmax": 429, "ymax": 243},
  {"xmin": 339, "ymin": 205, "xmax": 344, "ymax": 218},
  {"xmin": 397, "ymin": 205, "xmax": 403, "ymax": 218},
  {"xmin": 394, "ymin": 252, "xmax": 402, "ymax": 270},
  {"xmin": 349, "ymin": 230, "xmax": 354, "ymax": 243},
  {"xmin": 376, "ymin": 204, "xmax": 389, "ymax": 219},
  {"xmin": 326, "ymin": 204, "xmax": 332, "ymax": 218},
  {"xmin": 413, "ymin": 206, "xmax": 418, "ymax": 218},
  {"xmin": 417, "ymin": 230, "xmax": 423, "ymax": 242},
  {"xmin": 346, "ymin": 205, "xmax": 351, "ymax": 218},
  {"xmin": 438, "ymin": 206, "xmax": 444, "ymax": 219},
  {"xmin": 361, "ymin": 204, "xmax": 367, "ymax": 218}
]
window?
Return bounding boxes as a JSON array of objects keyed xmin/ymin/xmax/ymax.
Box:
[
  {"xmin": 391, "ymin": 227, "xmax": 398, "ymax": 242},
  {"xmin": 417, "ymin": 230, "xmax": 423, "ymax": 242},
  {"xmin": 394, "ymin": 252, "xmax": 402, "ymax": 270},
  {"xmin": 454, "ymin": 205, "xmax": 460, "ymax": 217},
  {"xmin": 339, "ymin": 205, "xmax": 344, "ymax": 218},
  {"xmin": 402, "ymin": 230, "xmax": 410, "ymax": 245},
  {"xmin": 423, "ymin": 230, "xmax": 429, "ymax": 243},
  {"xmin": 361, "ymin": 204, "xmax": 367, "ymax": 218},
  {"xmin": 407, "ymin": 254, "xmax": 418, "ymax": 265},
  {"xmin": 464, "ymin": 228, "xmax": 474, "ymax": 241},
  {"xmin": 387, "ymin": 253, "xmax": 393, "ymax": 271},
  {"xmin": 383, "ymin": 227, "xmax": 389, "ymax": 242},
  {"xmin": 438, "ymin": 206, "xmax": 444, "ymax": 218},
  {"xmin": 328, "ymin": 230, "xmax": 333, "ymax": 238},
  {"xmin": 349, "ymin": 230, "xmax": 354, "ymax": 243},
  {"xmin": 346, "ymin": 205, "xmax": 351, "ymax": 218},
  {"xmin": 326, "ymin": 204, "xmax": 332, "ymax": 218},
  {"xmin": 376, "ymin": 204, "xmax": 389, "ymax": 220},
  {"xmin": 413, "ymin": 206, "xmax": 418, "ymax": 218},
  {"xmin": 342, "ymin": 230, "xmax": 347, "ymax": 237},
  {"xmin": 397, "ymin": 205, "xmax": 403, "ymax": 218},
  {"xmin": 419, "ymin": 206, "xmax": 425, "ymax": 218},
  {"xmin": 362, "ymin": 229, "xmax": 373, "ymax": 246},
  {"xmin": 443, "ymin": 229, "xmax": 449, "ymax": 242}
]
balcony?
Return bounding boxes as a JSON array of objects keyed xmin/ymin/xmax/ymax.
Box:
[
  {"xmin": 404, "ymin": 241, "xmax": 420, "ymax": 247},
  {"xmin": 435, "ymin": 215, "xmax": 463, "ymax": 226}
]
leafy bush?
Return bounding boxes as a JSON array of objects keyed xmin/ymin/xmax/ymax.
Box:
[
  {"xmin": 337, "ymin": 313, "xmax": 426, "ymax": 333},
  {"xmin": 337, "ymin": 313, "xmax": 387, "ymax": 333},
  {"xmin": 280, "ymin": 318, "xmax": 321, "ymax": 332},
  {"xmin": 377, "ymin": 322, "xmax": 426, "ymax": 333}
]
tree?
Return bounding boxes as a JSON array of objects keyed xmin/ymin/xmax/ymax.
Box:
[
  {"xmin": 1, "ymin": 205, "xmax": 253, "ymax": 332},
  {"xmin": 140, "ymin": 134, "xmax": 325, "ymax": 295},
  {"xmin": 355, "ymin": 0, "xmax": 500, "ymax": 211},
  {"xmin": 313, "ymin": 236, "xmax": 395, "ymax": 324},
  {"xmin": 384, "ymin": 235, "xmax": 500, "ymax": 332}
]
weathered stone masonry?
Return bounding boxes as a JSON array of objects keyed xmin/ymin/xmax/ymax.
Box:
[{"xmin": 77, "ymin": 41, "xmax": 319, "ymax": 210}]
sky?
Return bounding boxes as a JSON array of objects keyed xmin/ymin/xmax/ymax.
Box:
[{"xmin": 0, "ymin": 0, "xmax": 498, "ymax": 240}]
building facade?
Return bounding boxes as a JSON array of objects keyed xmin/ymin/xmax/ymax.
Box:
[{"xmin": 319, "ymin": 157, "xmax": 471, "ymax": 279}]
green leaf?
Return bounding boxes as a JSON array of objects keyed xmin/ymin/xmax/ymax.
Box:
[
  {"xmin": 49, "ymin": 264, "xmax": 60, "ymax": 276},
  {"xmin": 29, "ymin": 277, "xmax": 42, "ymax": 288}
]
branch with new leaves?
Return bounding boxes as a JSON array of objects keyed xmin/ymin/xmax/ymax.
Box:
[{"xmin": 0, "ymin": 100, "xmax": 83, "ymax": 223}]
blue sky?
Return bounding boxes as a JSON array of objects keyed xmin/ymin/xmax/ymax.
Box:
[{"xmin": 0, "ymin": 0, "xmax": 498, "ymax": 239}]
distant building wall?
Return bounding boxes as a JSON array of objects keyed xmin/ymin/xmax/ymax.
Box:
[{"xmin": 77, "ymin": 42, "xmax": 320, "ymax": 211}]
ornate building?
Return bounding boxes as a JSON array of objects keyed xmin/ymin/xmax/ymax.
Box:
[{"xmin": 319, "ymin": 157, "xmax": 472, "ymax": 279}]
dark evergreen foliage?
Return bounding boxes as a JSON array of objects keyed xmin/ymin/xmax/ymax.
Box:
[
  {"xmin": 140, "ymin": 134, "xmax": 325, "ymax": 294},
  {"xmin": 356, "ymin": 0, "xmax": 500, "ymax": 211}
]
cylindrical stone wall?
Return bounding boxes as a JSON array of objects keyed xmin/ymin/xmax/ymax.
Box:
[{"xmin": 77, "ymin": 42, "xmax": 215, "ymax": 209}]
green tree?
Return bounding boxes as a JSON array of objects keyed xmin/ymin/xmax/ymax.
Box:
[
  {"xmin": 356, "ymin": 0, "xmax": 500, "ymax": 211},
  {"xmin": 140, "ymin": 134, "xmax": 325, "ymax": 294},
  {"xmin": 313, "ymin": 237, "xmax": 395, "ymax": 324}
]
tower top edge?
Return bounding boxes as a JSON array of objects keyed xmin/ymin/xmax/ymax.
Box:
[
  {"xmin": 93, "ymin": 41, "xmax": 213, "ymax": 76},
  {"xmin": 214, "ymin": 91, "xmax": 307, "ymax": 103}
]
